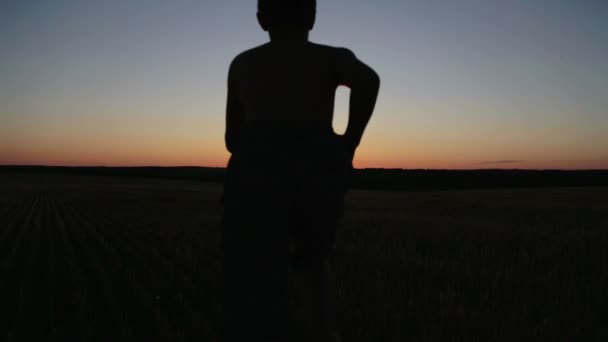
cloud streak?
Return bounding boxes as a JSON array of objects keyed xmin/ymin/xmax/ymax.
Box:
[{"xmin": 480, "ymin": 160, "xmax": 524, "ymax": 165}]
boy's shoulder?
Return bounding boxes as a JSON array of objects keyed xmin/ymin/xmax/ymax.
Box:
[
  {"xmin": 230, "ymin": 42, "xmax": 356, "ymax": 68},
  {"xmin": 229, "ymin": 44, "xmax": 271, "ymax": 75},
  {"xmin": 232, "ymin": 43, "xmax": 270, "ymax": 60},
  {"xmin": 308, "ymin": 42, "xmax": 355, "ymax": 56}
]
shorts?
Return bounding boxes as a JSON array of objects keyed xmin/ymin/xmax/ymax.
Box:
[{"xmin": 221, "ymin": 121, "xmax": 352, "ymax": 266}]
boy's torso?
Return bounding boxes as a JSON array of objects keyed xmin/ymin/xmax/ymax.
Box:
[{"xmin": 231, "ymin": 42, "xmax": 343, "ymax": 124}]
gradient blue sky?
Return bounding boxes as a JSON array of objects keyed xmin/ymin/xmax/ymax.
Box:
[{"xmin": 1, "ymin": 0, "xmax": 607, "ymax": 169}]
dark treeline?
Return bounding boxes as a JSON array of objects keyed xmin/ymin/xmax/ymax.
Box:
[
  {"xmin": 351, "ymin": 168, "xmax": 608, "ymax": 191},
  {"xmin": 0, "ymin": 165, "xmax": 226, "ymax": 183},
  {"xmin": 2, "ymin": 165, "xmax": 608, "ymax": 191}
]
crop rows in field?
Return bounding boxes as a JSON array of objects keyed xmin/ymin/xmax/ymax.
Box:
[
  {"xmin": 0, "ymin": 189, "xmax": 221, "ymax": 341},
  {"xmin": 1, "ymin": 175, "xmax": 608, "ymax": 341}
]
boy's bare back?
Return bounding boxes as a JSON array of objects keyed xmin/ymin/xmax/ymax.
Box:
[
  {"xmin": 226, "ymin": 40, "xmax": 379, "ymax": 155},
  {"xmin": 229, "ymin": 43, "xmax": 362, "ymax": 123}
]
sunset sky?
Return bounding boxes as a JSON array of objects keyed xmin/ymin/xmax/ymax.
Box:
[{"xmin": 1, "ymin": 0, "xmax": 607, "ymax": 169}]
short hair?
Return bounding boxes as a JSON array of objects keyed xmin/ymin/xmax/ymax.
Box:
[{"xmin": 257, "ymin": 0, "xmax": 316, "ymax": 29}]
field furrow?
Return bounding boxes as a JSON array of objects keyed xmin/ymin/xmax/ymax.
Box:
[
  {"xmin": 0, "ymin": 196, "xmax": 37, "ymax": 262},
  {"xmin": 53, "ymin": 193, "xmax": 92, "ymax": 340},
  {"xmin": 62, "ymin": 198, "xmax": 201, "ymax": 339},
  {"xmin": 58, "ymin": 198, "xmax": 130, "ymax": 340},
  {"xmin": 14, "ymin": 194, "xmax": 54, "ymax": 340},
  {"xmin": 59, "ymin": 198, "xmax": 170, "ymax": 340},
  {"xmin": 45, "ymin": 195, "xmax": 73, "ymax": 341},
  {"xmin": 3, "ymin": 195, "xmax": 45, "ymax": 339}
]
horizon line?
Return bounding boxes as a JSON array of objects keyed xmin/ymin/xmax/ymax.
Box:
[{"xmin": 2, "ymin": 164, "xmax": 607, "ymax": 172}]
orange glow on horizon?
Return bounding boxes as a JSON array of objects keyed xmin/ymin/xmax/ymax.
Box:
[
  {"xmin": 2, "ymin": 118, "xmax": 606, "ymax": 170},
  {"xmin": 2, "ymin": 145, "xmax": 607, "ymax": 170}
]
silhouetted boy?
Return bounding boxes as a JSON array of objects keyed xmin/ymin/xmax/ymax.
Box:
[{"xmin": 220, "ymin": 1, "xmax": 379, "ymax": 341}]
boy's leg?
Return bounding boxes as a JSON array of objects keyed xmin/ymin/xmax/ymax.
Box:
[
  {"xmin": 221, "ymin": 151, "xmax": 292, "ymax": 342},
  {"xmin": 289, "ymin": 130, "xmax": 350, "ymax": 342},
  {"xmin": 292, "ymin": 258, "xmax": 341, "ymax": 342},
  {"xmin": 221, "ymin": 216, "xmax": 291, "ymax": 342},
  {"xmin": 290, "ymin": 215, "xmax": 341, "ymax": 342}
]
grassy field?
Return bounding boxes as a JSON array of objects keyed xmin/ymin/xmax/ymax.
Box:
[{"xmin": 0, "ymin": 173, "xmax": 607, "ymax": 341}]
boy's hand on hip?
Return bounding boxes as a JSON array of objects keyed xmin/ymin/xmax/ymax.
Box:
[{"xmin": 338, "ymin": 135, "xmax": 357, "ymax": 164}]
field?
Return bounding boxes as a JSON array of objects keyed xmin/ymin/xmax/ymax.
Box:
[{"xmin": 1, "ymin": 173, "xmax": 607, "ymax": 341}]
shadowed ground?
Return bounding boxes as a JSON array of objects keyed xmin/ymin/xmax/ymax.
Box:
[{"xmin": 0, "ymin": 173, "xmax": 606, "ymax": 341}]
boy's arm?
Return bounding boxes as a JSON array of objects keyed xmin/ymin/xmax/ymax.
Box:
[
  {"xmin": 335, "ymin": 48, "xmax": 380, "ymax": 155},
  {"xmin": 225, "ymin": 58, "xmax": 245, "ymax": 154}
]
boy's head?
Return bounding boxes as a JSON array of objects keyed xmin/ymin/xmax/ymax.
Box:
[{"xmin": 257, "ymin": 0, "xmax": 316, "ymax": 32}]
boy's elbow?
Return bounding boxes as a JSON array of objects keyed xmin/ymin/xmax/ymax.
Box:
[
  {"xmin": 362, "ymin": 69, "xmax": 380, "ymax": 93},
  {"xmin": 225, "ymin": 134, "xmax": 233, "ymax": 153},
  {"xmin": 363, "ymin": 65, "xmax": 380, "ymax": 89},
  {"xmin": 371, "ymin": 70, "xmax": 380, "ymax": 89},
  {"xmin": 225, "ymin": 132, "xmax": 238, "ymax": 154},
  {"xmin": 351, "ymin": 69, "xmax": 380, "ymax": 91}
]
